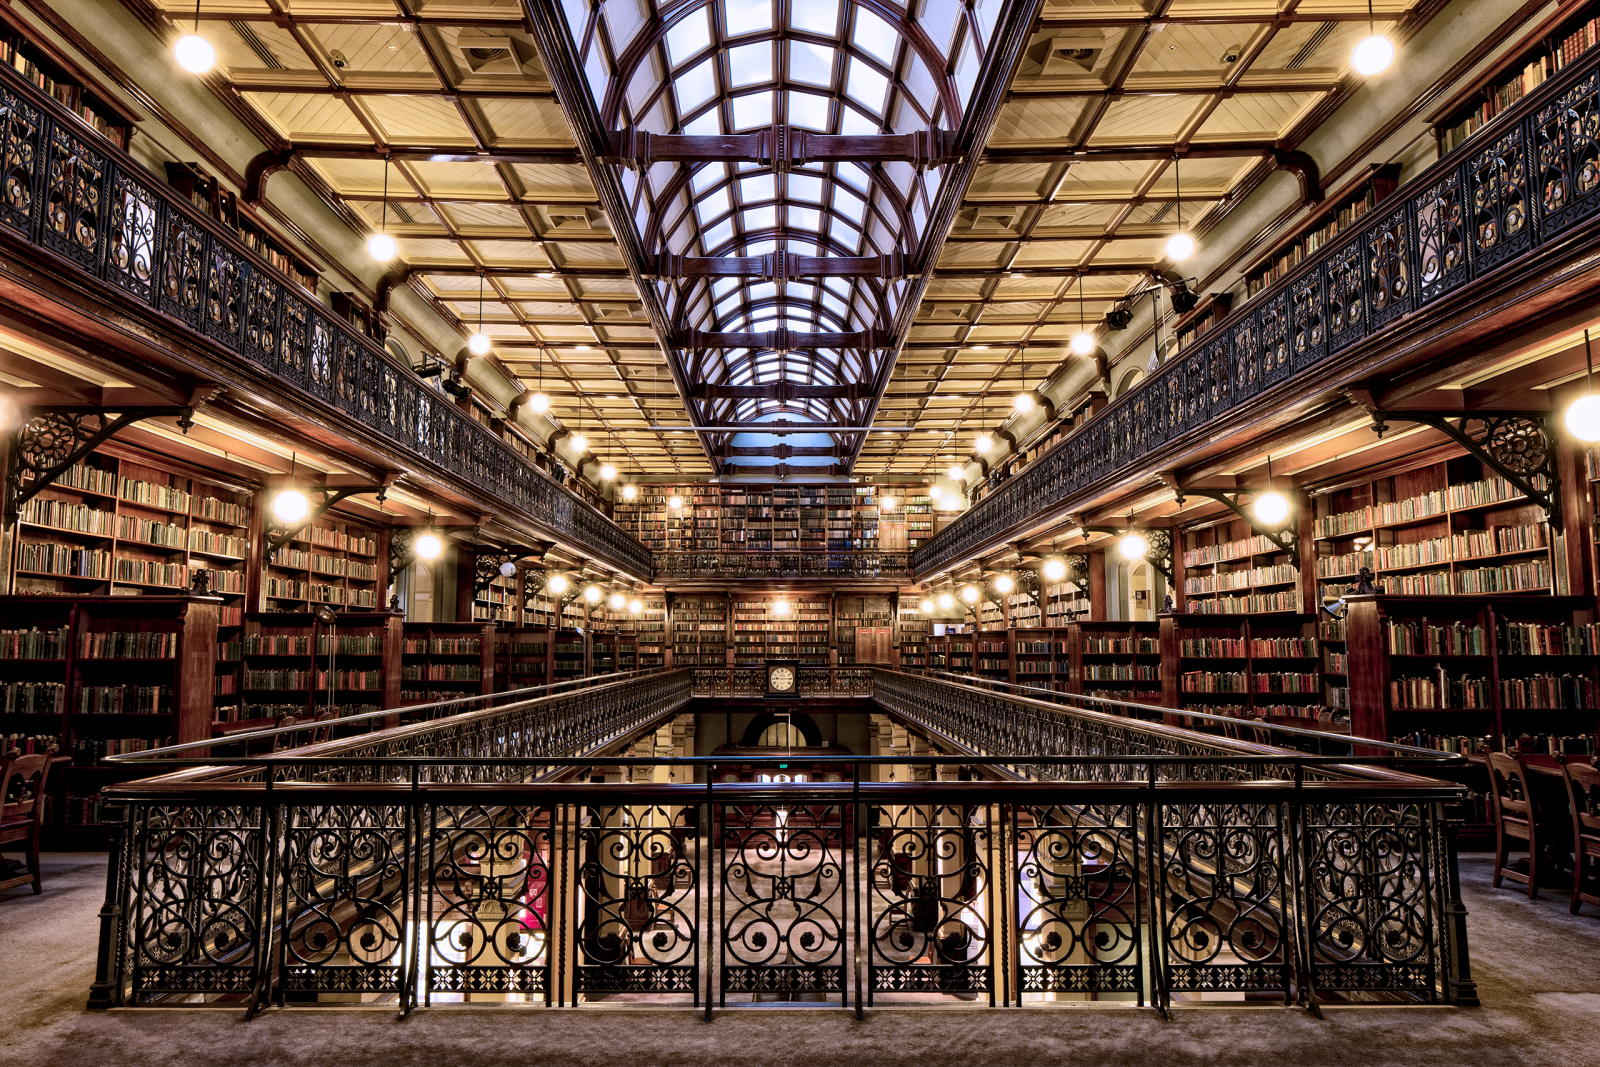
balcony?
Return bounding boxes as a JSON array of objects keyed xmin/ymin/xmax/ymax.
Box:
[
  {"xmin": 912, "ymin": 45, "xmax": 1600, "ymax": 578},
  {"xmin": 0, "ymin": 62, "xmax": 650, "ymax": 579},
  {"xmin": 654, "ymin": 549, "xmax": 910, "ymax": 583}
]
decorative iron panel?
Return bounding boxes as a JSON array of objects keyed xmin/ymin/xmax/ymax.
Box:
[
  {"xmin": 1410, "ymin": 168, "xmax": 1471, "ymax": 304},
  {"xmin": 426, "ymin": 804, "xmax": 553, "ymax": 1000},
  {"xmin": 0, "ymin": 84, "xmax": 42, "ymax": 236},
  {"xmin": 204, "ymin": 241, "xmax": 246, "ymax": 347},
  {"xmin": 1255, "ymin": 290, "xmax": 1291, "ymax": 388},
  {"xmin": 1535, "ymin": 69, "xmax": 1600, "ymax": 233},
  {"xmin": 243, "ymin": 270, "xmax": 280, "ymax": 364},
  {"xmin": 719, "ymin": 799, "xmax": 847, "ymax": 1000},
  {"xmin": 1364, "ymin": 205, "xmax": 1412, "ymax": 330},
  {"xmin": 576, "ymin": 803, "xmax": 698, "ymax": 998},
  {"xmin": 39, "ymin": 121, "xmax": 105, "ymax": 269},
  {"xmin": 1468, "ymin": 125, "xmax": 1533, "ymax": 271},
  {"xmin": 128, "ymin": 803, "xmax": 264, "ymax": 1001},
  {"xmin": 868, "ymin": 802, "xmax": 992, "ymax": 999},
  {"xmin": 158, "ymin": 209, "xmax": 205, "ymax": 329},
  {"xmin": 1323, "ymin": 236, "xmax": 1366, "ymax": 353},
  {"xmin": 103, "ymin": 166, "xmax": 159, "ymax": 302}
]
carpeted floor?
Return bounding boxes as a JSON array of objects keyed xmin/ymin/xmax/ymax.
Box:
[{"xmin": 3, "ymin": 852, "xmax": 1598, "ymax": 1067}]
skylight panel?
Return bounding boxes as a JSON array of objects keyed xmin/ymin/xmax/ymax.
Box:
[
  {"xmin": 789, "ymin": 206, "xmax": 821, "ymax": 230},
  {"xmin": 787, "ymin": 91, "xmax": 829, "ymax": 131},
  {"xmin": 839, "ymin": 106, "xmax": 880, "ymax": 134},
  {"xmin": 713, "ymin": 277, "xmax": 739, "ymax": 297},
  {"xmin": 788, "ymin": 173, "xmax": 824, "ymax": 202},
  {"xmin": 683, "ymin": 108, "xmax": 723, "ymax": 135},
  {"xmin": 846, "ymin": 58, "xmax": 889, "ymax": 113},
  {"xmin": 749, "ymin": 282, "xmax": 777, "ymax": 303},
  {"xmin": 788, "ymin": 42, "xmax": 835, "ymax": 86},
  {"xmin": 745, "ymin": 239, "xmax": 777, "ymax": 256},
  {"xmin": 851, "ymin": 9, "xmax": 897, "ymax": 64},
  {"xmin": 738, "ymin": 173, "xmax": 775, "ymax": 204},
  {"xmin": 823, "ymin": 293, "xmax": 848, "ymax": 318},
  {"xmin": 723, "ymin": 0, "xmax": 773, "ymax": 36},
  {"xmin": 727, "ymin": 42, "xmax": 772, "ymax": 87},
  {"xmin": 786, "ymin": 240, "xmax": 818, "ymax": 255},
  {"xmin": 696, "ymin": 187, "xmax": 731, "ymax": 224},
  {"xmin": 673, "ymin": 57, "xmax": 717, "ymax": 110},
  {"xmin": 732, "ymin": 90, "xmax": 774, "ymax": 130},
  {"xmin": 692, "ymin": 163, "xmax": 727, "ymax": 194},
  {"xmin": 743, "ymin": 205, "xmax": 778, "ymax": 230},
  {"xmin": 833, "ymin": 222, "xmax": 862, "ymax": 251},
  {"xmin": 833, "ymin": 188, "xmax": 865, "ymax": 222},
  {"xmin": 790, "ymin": 0, "xmax": 839, "ymax": 34},
  {"xmin": 703, "ymin": 218, "xmax": 734, "ymax": 251},
  {"xmin": 836, "ymin": 165, "xmax": 869, "ymax": 194},
  {"xmin": 787, "ymin": 283, "xmax": 817, "ymax": 302},
  {"xmin": 665, "ymin": 8, "xmax": 712, "ymax": 65}
]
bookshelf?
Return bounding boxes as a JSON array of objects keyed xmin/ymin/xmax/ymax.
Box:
[
  {"xmin": 552, "ymin": 630, "xmax": 589, "ymax": 680},
  {"xmin": 836, "ymin": 595, "xmax": 891, "ymax": 664},
  {"xmin": 162, "ymin": 161, "xmax": 321, "ymax": 292},
  {"xmin": 1180, "ymin": 515, "xmax": 1304, "ymax": 615},
  {"xmin": 262, "ymin": 511, "xmax": 384, "ymax": 612},
  {"xmin": 499, "ymin": 627, "xmax": 552, "ymax": 689},
  {"xmin": 670, "ymin": 596, "xmax": 727, "ymax": 666},
  {"xmin": 0, "ymin": 595, "xmax": 220, "ymax": 844},
  {"xmin": 1173, "ymin": 293, "xmax": 1233, "ymax": 354},
  {"xmin": 1159, "ymin": 612, "xmax": 1334, "ymax": 731},
  {"xmin": 233, "ymin": 610, "xmax": 402, "ymax": 730},
  {"xmin": 401, "ymin": 622, "xmax": 494, "ymax": 704},
  {"xmin": 898, "ymin": 604, "xmax": 928, "ymax": 670},
  {"xmin": 0, "ymin": 23, "xmax": 134, "ymax": 151},
  {"xmin": 1073, "ymin": 621, "xmax": 1162, "ymax": 704},
  {"xmin": 731, "ymin": 596, "xmax": 803, "ymax": 667},
  {"xmin": 1310, "ymin": 458, "xmax": 1553, "ymax": 605},
  {"xmin": 1344, "ymin": 595, "xmax": 1598, "ymax": 754},
  {"xmin": 1240, "ymin": 164, "xmax": 1401, "ymax": 303}
]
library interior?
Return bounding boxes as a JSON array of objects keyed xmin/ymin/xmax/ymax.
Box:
[{"xmin": 2, "ymin": 0, "xmax": 1600, "ymax": 1063}]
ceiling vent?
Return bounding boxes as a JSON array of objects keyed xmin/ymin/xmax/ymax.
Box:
[
  {"xmin": 597, "ymin": 303, "xmax": 644, "ymax": 319},
  {"xmin": 454, "ymin": 33, "xmax": 540, "ymax": 75},
  {"xmin": 547, "ymin": 208, "xmax": 594, "ymax": 230},
  {"xmin": 967, "ymin": 207, "xmax": 1019, "ymax": 231},
  {"xmin": 1042, "ymin": 31, "xmax": 1109, "ymax": 75}
]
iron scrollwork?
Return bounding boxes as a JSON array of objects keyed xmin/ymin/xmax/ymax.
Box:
[
  {"xmin": 5, "ymin": 406, "xmax": 196, "ymax": 519},
  {"xmin": 1368, "ymin": 411, "xmax": 1561, "ymax": 526},
  {"xmin": 577, "ymin": 803, "xmax": 698, "ymax": 997}
]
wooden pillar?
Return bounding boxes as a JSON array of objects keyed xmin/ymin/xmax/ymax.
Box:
[
  {"xmin": 1555, "ymin": 435, "xmax": 1593, "ymax": 597},
  {"xmin": 455, "ymin": 545, "xmax": 477, "ymax": 622},
  {"xmin": 1088, "ymin": 550, "xmax": 1107, "ymax": 621}
]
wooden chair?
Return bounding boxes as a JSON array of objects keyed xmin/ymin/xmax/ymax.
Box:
[
  {"xmin": 0, "ymin": 746, "xmax": 58, "ymax": 895},
  {"xmin": 1562, "ymin": 761, "xmax": 1600, "ymax": 915},
  {"xmin": 1487, "ymin": 752, "xmax": 1542, "ymax": 897}
]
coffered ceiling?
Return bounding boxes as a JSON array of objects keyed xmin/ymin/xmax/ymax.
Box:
[{"xmin": 136, "ymin": 0, "xmax": 1432, "ymax": 481}]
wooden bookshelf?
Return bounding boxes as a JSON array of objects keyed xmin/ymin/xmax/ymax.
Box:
[
  {"xmin": 1180, "ymin": 514, "xmax": 1305, "ymax": 616},
  {"xmin": 401, "ymin": 622, "xmax": 494, "ymax": 704},
  {"xmin": 262, "ymin": 510, "xmax": 384, "ymax": 613},
  {"xmin": 1240, "ymin": 164, "xmax": 1401, "ymax": 303},
  {"xmin": 1160, "ymin": 612, "xmax": 1333, "ymax": 731},
  {"xmin": 0, "ymin": 21, "xmax": 134, "ymax": 151},
  {"xmin": 835, "ymin": 595, "xmax": 891, "ymax": 665},
  {"xmin": 1073, "ymin": 621, "xmax": 1162, "ymax": 704},
  {"xmin": 232, "ymin": 610, "xmax": 402, "ymax": 730},
  {"xmin": 1173, "ymin": 293, "xmax": 1233, "ymax": 354},
  {"xmin": 670, "ymin": 595, "xmax": 727, "ymax": 667}
]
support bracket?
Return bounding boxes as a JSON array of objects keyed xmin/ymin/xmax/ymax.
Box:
[
  {"xmin": 5, "ymin": 406, "xmax": 198, "ymax": 520},
  {"xmin": 1171, "ymin": 486, "xmax": 1300, "ymax": 565},
  {"xmin": 473, "ymin": 548, "xmax": 541, "ymax": 595},
  {"xmin": 1082, "ymin": 525, "xmax": 1174, "ymax": 583},
  {"xmin": 1368, "ymin": 410, "xmax": 1562, "ymax": 529},
  {"xmin": 266, "ymin": 486, "xmax": 388, "ymax": 551}
]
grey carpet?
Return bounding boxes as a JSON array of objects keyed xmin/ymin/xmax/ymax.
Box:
[{"xmin": 3, "ymin": 853, "xmax": 1598, "ymax": 1067}]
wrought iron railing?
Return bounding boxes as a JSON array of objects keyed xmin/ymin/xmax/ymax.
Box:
[
  {"xmin": 690, "ymin": 666, "xmax": 875, "ymax": 697},
  {"xmin": 654, "ymin": 550, "xmax": 910, "ymax": 581},
  {"xmin": 913, "ymin": 45, "xmax": 1600, "ymax": 577},
  {"xmin": 0, "ymin": 63, "xmax": 650, "ymax": 579}
]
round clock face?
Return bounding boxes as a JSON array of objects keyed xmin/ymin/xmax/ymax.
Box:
[{"xmin": 769, "ymin": 666, "xmax": 796, "ymax": 691}]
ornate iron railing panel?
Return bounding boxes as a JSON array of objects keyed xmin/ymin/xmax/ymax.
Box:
[
  {"xmin": 1014, "ymin": 802, "xmax": 1143, "ymax": 997},
  {"xmin": 0, "ymin": 65, "xmax": 650, "ymax": 580},
  {"xmin": 868, "ymin": 801, "xmax": 993, "ymax": 1000},
  {"xmin": 425, "ymin": 804, "xmax": 554, "ymax": 1002},
  {"xmin": 653, "ymin": 551, "xmax": 910, "ymax": 581},
  {"xmin": 912, "ymin": 39, "xmax": 1600, "ymax": 579},
  {"xmin": 719, "ymin": 800, "xmax": 847, "ymax": 1001},
  {"xmin": 576, "ymin": 802, "xmax": 699, "ymax": 997}
]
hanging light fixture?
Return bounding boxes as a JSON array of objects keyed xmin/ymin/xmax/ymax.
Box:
[
  {"xmin": 960, "ymin": 584, "xmax": 980, "ymax": 604},
  {"xmin": 415, "ymin": 526, "xmax": 443, "ymax": 560},
  {"xmin": 608, "ymin": 590, "xmax": 627, "ymax": 611},
  {"xmin": 367, "ymin": 157, "xmax": 397, "ymax": 261},
  {"xmin": 1566, "ymin": 329, "xmax": 1600, "ymax": 441},
  {"xmin": 622, "ymin": 485, "xmax": 638, "ymax": 501},
  {"xmin": 1070, "ymin": 275, "xmax": 1096, "ymax": 356},
  {"xmin": 600, "ymin": 463, "xmax": 617, "ymax": 480},
  {"xmin": 974, "ymin": 433, "xmax": 992, "ymax": 453},
  {"xmin": 529, "ymin": 346, "xmax": 550, "ymax": 412},
  {"xmin": 1013, "ymin": 350, "xmax": 1034, "ymax": 413},
  {"xmin": 947, "ymin": 462, "xmax": 964, "ymax": 482},
  {"xmin": 919, "ymin": 598, "xmax": 935, "ymax": 613},
  {"xmin": 773, "ymin": 597, "xmax": 790, "ymax": 615},
  {"xmin": 1119, "ymin": 515, "xmax": 1149, "ymax": 561},
  {"xmin": 271, "ymin": 452, "xmax": 311, "ymax": 523},
  {"xmin": 1352, "ymin": 0, "xmax": 1394, "ymax": 75},
  {"xmin": 584, "ymin": 584, "xmax": 602, "ymax": 604},
  {"xmin": 1043, "ymin": 557, "xmax": 1067, "ymax": 582},
  {"xmin": 467, "ymin": 273, "xmax": 491, "ymax": 355},
  {"xmin": 993, "ymin": 573, "xmax": 1014, "ymax": 594},
  {"xmin": 881, "ymin": 493, "xmax": 897, "ymax": 511},
  {"xmin": 174, "ymin": 0, "xmax": 214, "ymax": 73},
  {"xmin": 930, "ymin": 484, "xmax": 944, "ymax": 500},
  {"xmin": 547, "ymin": 573, "xmax": 569, "ymax": 594},
  {"xmin": 668, "ymin": 494, "xmax": 683, "ymax": 510},
  {"xmin": 629, "ymin": 598, "xmax": 643, "ymax": 614},
  {"xmin": 569, "ymin": 404, "xmax": 587, "ymax": 454},
  {"xmin": 1253, "ymin": 455, "xmax": 1292, "ymax": 525},
  {"xmin": 937, "ymin": 591, "xmax": 955, "ymax": 609},
  {"xmin": 1166, "ymin": 155, "xmax": 1195, "ymax": 262}
]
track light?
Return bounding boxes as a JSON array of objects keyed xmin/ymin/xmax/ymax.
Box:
[
  {"xmin": 415, "ymin": 530, "xmax": 443, "ymax": 560},
  {"xmin": 271, "ymin": 488, "xmax": 310, "ymax": 523},
  {"xmin": 547, "ymin": 574, "xmax": 569, "ymax": 594},
  {"xmin": 1043, "ymin": 557, "xmax": 1066, "ymax": 582},
  {"xmin": 1171, "ymin": 284, "xmax": 1200, "ymax": 313},
  {"xmin": 1119, "ymin": 532, "xmax": 1148, "ymax": 560},
  {"xmin": 1107, "ymin": 307, "xmax": 1133, "ymax": 330}
]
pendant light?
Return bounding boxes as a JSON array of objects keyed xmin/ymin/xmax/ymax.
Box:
[
  {"xmin": 415, "ymin": 511, "xmax": 442, "ymax": 560},
  {"xmin": 1070, "ymin": 274, "xmax": 1096, "ymax": 356},
  {"xmin": 1566, "ymin": 329, "xmax": 1600, "ymax": 441},
  {"xmin": 570, "ymin": 401, "xmax": 588, "ymax": 455},
  {"xmin": 1119, "ymin": 515, "xmax": 1148, "ymax": 560},
  {"xmin": 367, "ymin": 157, "xmax": 397, "ymax": 261},
  {"xmin": 1254, "ymin": 455, "xmax": 1291, "ymax": 525},
  {"xmin": 529, "ymin": 344, "xmax": 550, "ymax": 413},
  {"xmin": 467, "ymin": 273, "xmax": 491, "ymax": 355},
  {"xmin": 1043, "ymin": 557, "xmax": 1066, "ymax": 582},
  {"xmin": 1352, "ymin": 0, "xmax": 1394, "ymax": 76},
  {"xmin": 270, "ymin": 452, "xmax": 310, "ymax": 523},
  {"xmin": 174, "ymin": 0, "xmax": 214, "ymax": 73},
  {"xmin": 1013, "ymin": 350, "xmax": 1034, "ymax": 413},
  {"xmin": 1166, "ymin": 155, "xmax": 1195, "ymax": 262}
]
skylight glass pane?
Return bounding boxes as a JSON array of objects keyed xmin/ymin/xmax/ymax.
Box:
[
  {"xmin": 749, "ymin": 283, "xmax": 777, "ymax": 303},
  {"xmin": 846, "ymin": 58, "xmax": 889, "ymax": 112},
  {"xmin": 674, "ymin": 58, "xmax": 717, "ymax": 110},
  {"xmin": 852, "ymin": 9, "xmax": 897, "ymax": 63},
  {"xmin": 787, "ymin": 240, "xmax": 817, "ymax": 255},
  {"xmin": 788, "ymin": 42, "xmax": 835, "ymax": 86},
  {"xmin": 715, "ymin": 295, "xmax": 741, "ymax": 317},
  {"xmin": 790, "ymin": 0, "xmax": 839, "ymax": 34},
  {"xmin": 788, "ymin": 174, "xmax": 824, "ymax": 202},
  {"xmin": 738, "ymin": 173, "xmax": 775, "ymax": 204},
  {"xmin": 834, "ymin": 222, "xmax": 862, "ymax": 250},
  {"xmin": 713, "ymin": 277, "xmax": 739, "ymax": 297},
  {"xmin": 724, "ymin": 0, "xmax": 773, "ymax": 35},
  {"xmin": 789, "ymin": 207, "xmax": 822, "ymax": 231},
  {"xmin": 683, "ymin": 108, "xmax": 723, "ymax": 135},
  {"xmin": 727, "ymin": 42, "xmax": 772, "ymax": 86},
  {"xmin": 745, "ymin": 239, "xmax": 777, "ymax": 256},
  {"xmin": 692, "ymin": 163, "xmax": 726, "ymax": 194},
  {"xmin": 823, "ymin": 294, "xmax": 848, "ymax": 317},
  {"xmin": 833, "ymin": 188, "xmax": 865, "ymax": 222},
  {"xmin": 665, "ymin": 8, "xmax": 711, "ymax": 64},
  {"xmin": 703, "ymin": 218, "xmax": 734, "ymax": 251},
  {"xmin": 732, "ymin": 90, "xmax": 773, "ymax": 130},
  {"xmin": 839, "ymin": 105, "xmax": 881, "ymax": 134},
  {"xmin": 696, "ymin": 187, "xmax": 731, "ymax": 224},
  {"xmin": 743, "ymin": 205, "xmax": 778, "ymax": 230},
  {"xmin": 787, "ymin": 91, "xmax": 829, "ymax": 131}
]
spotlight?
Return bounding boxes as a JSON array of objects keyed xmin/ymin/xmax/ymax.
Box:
[
  {"xmin": 499, "ymin": 560, "xmax": 518, "ymax": 578},
  {"xmin": 442, "ymin": 376, "xmax": 472, "ymax": 400},
  {"xmin": 1254, "ymin": 490, "xmax": 1291, "ymax": 526},
  {"xmin": 529, "ymin": 391, "xmax": 550, "ymax": 413},
  {"xmin": 919, "ymin": 598, "xmax": 935, "ymax": 613},
  {"xmin": 1352, "ymin": 34, "xmax": 1393, "ymax": 75},
  {"xmin": 174, "ymin": 34, "xmax": 214, "ymax": 73},
  {"xmin": 1165, "ymin": 232, "xmax": 1195, "ymax": 262},
  {"xmin": 993, "ymin": 574, "xmax": 1014, "ymax": 594},
  {"xmin": 622, "ymin": 485, "xmax": 638, "ymax": 501},
  {"xmin": 600, "ymin": 464, "xmax": 617, "ymax": 480},
  {"xmin": 609, "ymin": 591, "xmax": 626, "ymax": 610},
  {"xmin": 584, "ymin": 585, "xmax": 601, "ymax": 603},
  {"xmin": 1070, "ymin": 331, "xmax": 1096, "ymax": 356},
  {"xmin": 938, "ymin": 592, "xmax": 954, "ymax": 609},
  {"xmin": 547, "ymin": 573, "xmax": 569, "ymax": 594},
  {"xmin": 1171, "ymin": 284, "xmax": 1200, "ymax": 313},
  {"xmin": 367, "ymin": 232, "xmax": 397, "ymax": 261},
  {"xmin": 1119, "ymin": 532, "xmax": 1148, "ymax": 560},
  {"xmin": 974, "ymin": 434, "xmax": 992, "ymax": 453},
  {"xmin": 467, "ymin": 332, "xmax": 491, "ymax": 356},
  {"xmin": 961, "ymin": 585, "xmax": 980, "ymax": 604},
  {"xmin": 1107, "ymin": 307, "xmax": 1133, "ymax": 330},
  {"xmin": 271, "ymin": 488, "xmax": 310, "ymax": 523},
  {"xmin": 415, "ymin": 531, "xmax": 443, "ymax": 560},
  {"xmin": 1043, "ymin": 557, "xmax": 1066, "ymax": 582}
]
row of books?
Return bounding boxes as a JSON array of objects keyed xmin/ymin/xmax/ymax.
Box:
[{"xmin": 0, "ymin": 627, "xmax": 71, "ymax": 660}]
